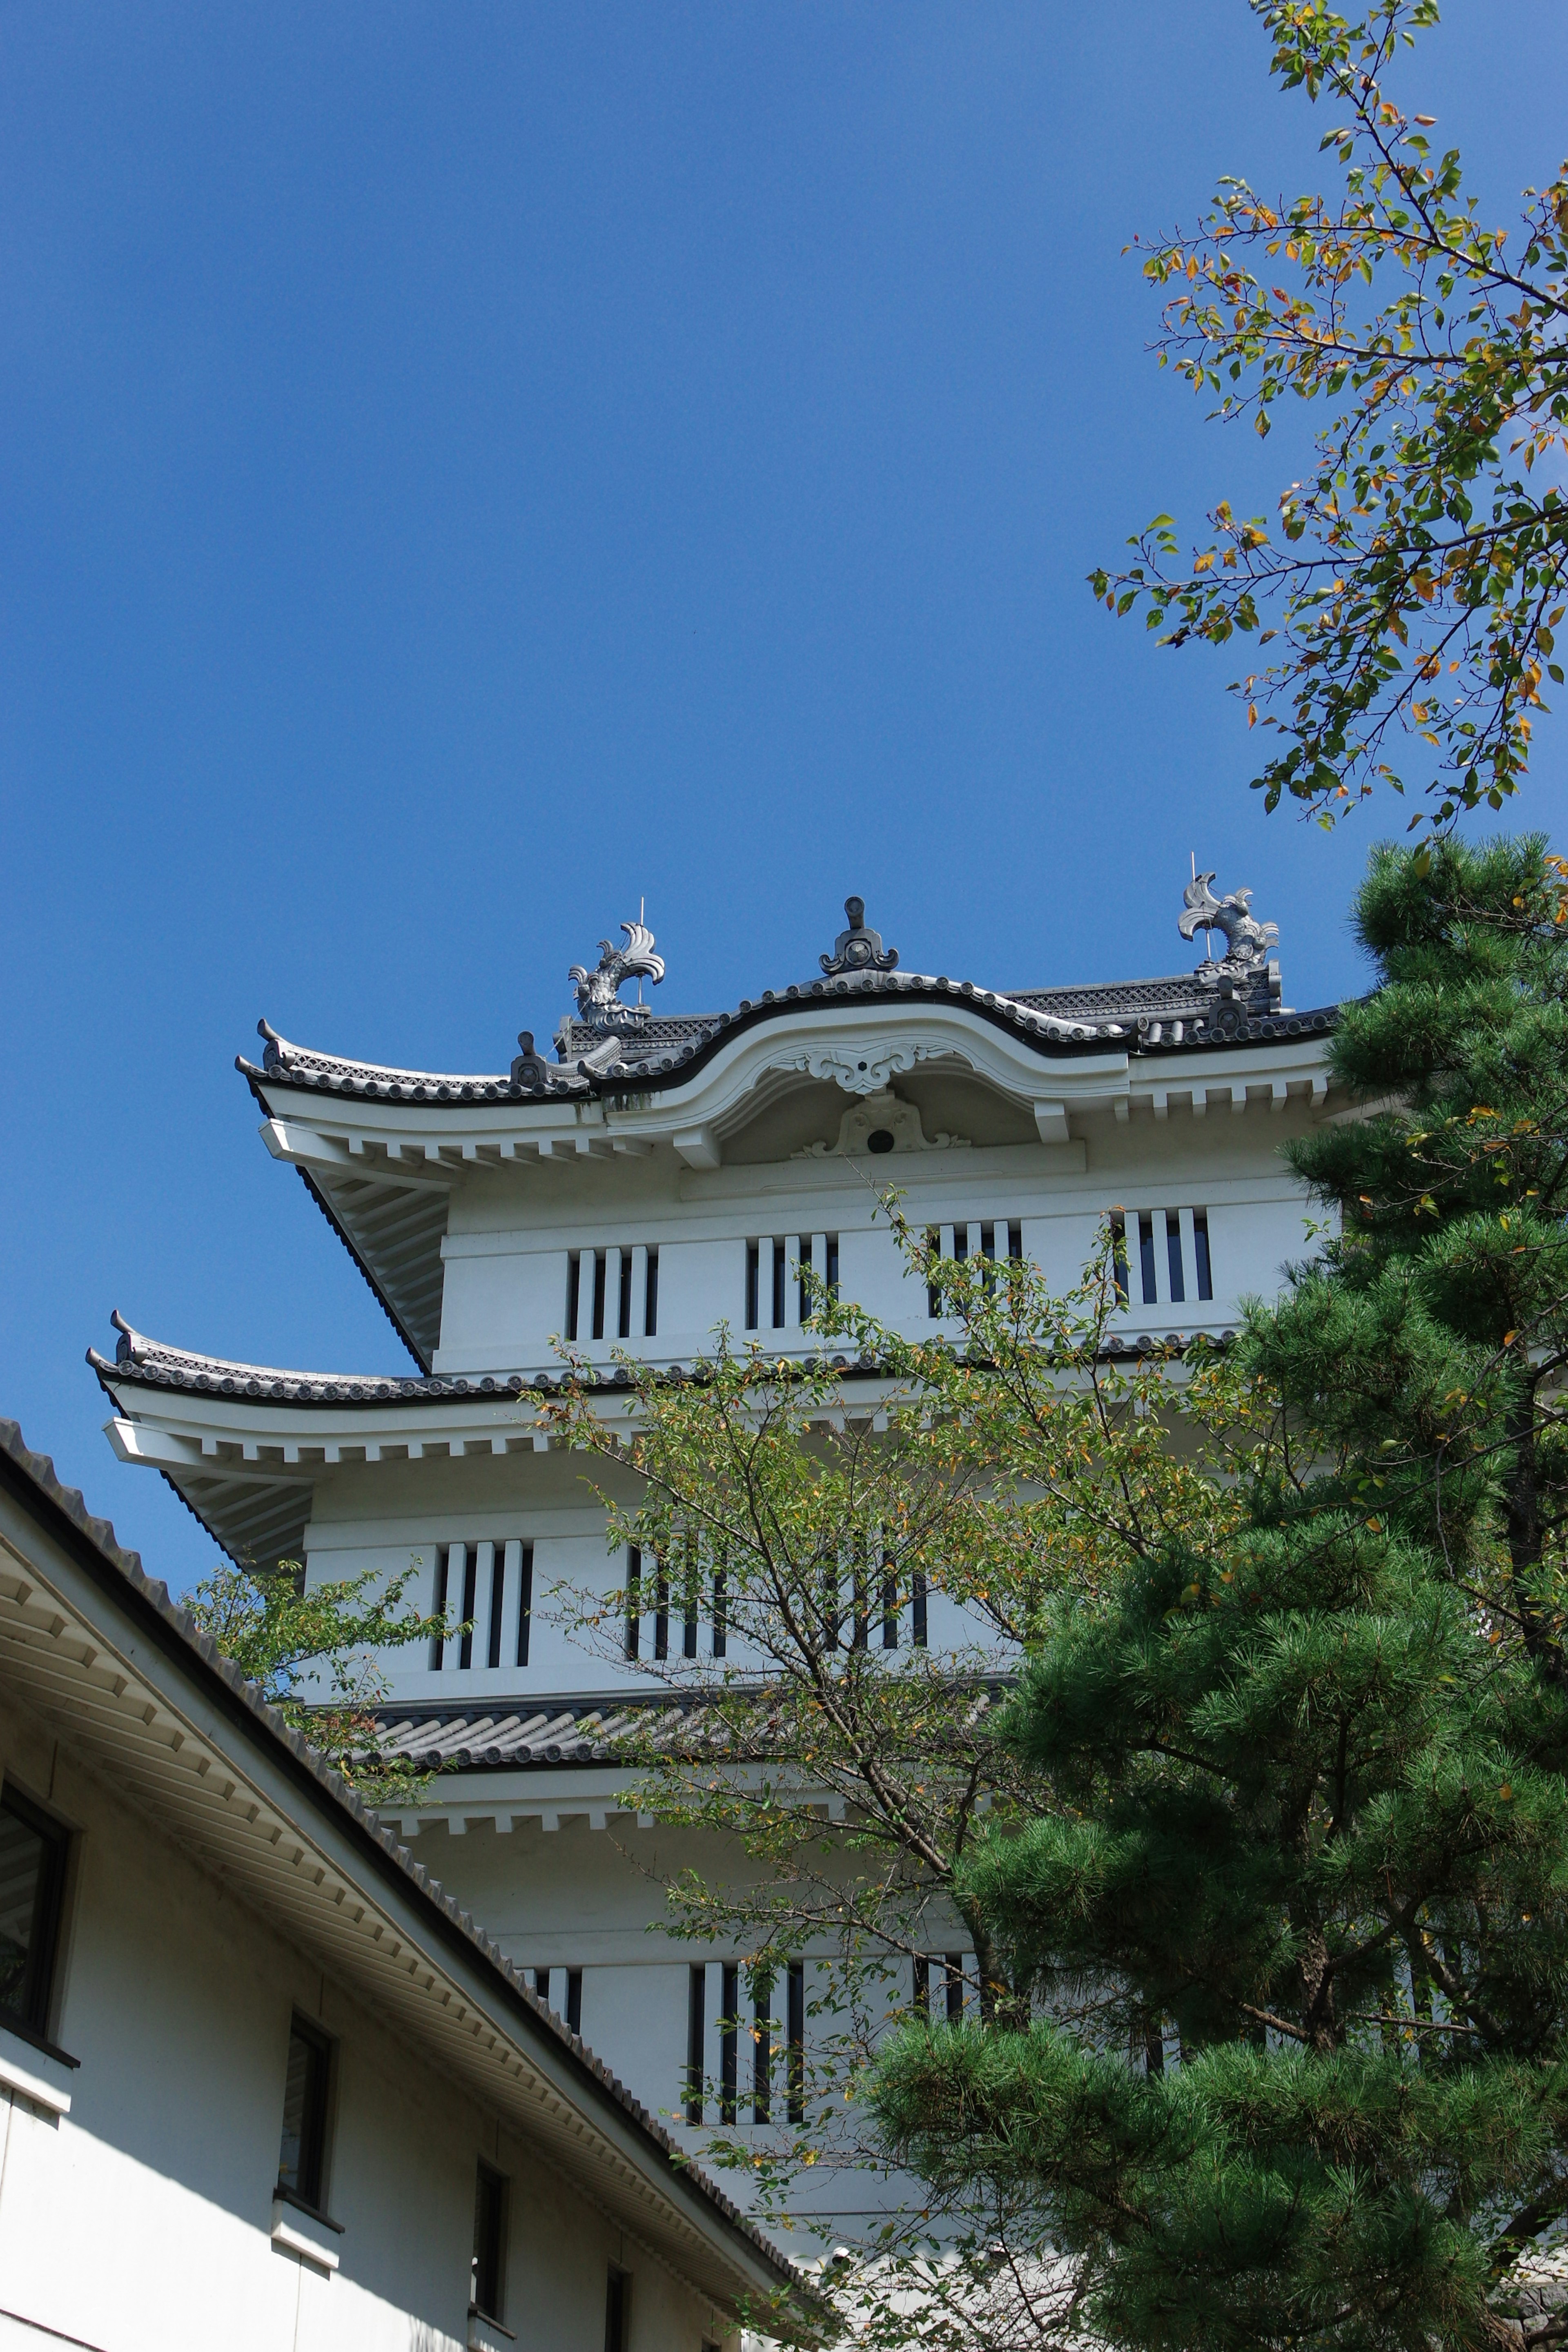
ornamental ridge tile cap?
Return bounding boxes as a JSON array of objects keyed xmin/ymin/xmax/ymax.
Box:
[
  {"xmin": 1179, "ymin": 870, "xmax": 1280, "ymax": 978},
  {"xmin": 820, "ymin": 895, "xmax": 899, "ymax": 977},
  {"xmin": 568, "ymin": 919, "xmax": 666, "ymax": 1034}
]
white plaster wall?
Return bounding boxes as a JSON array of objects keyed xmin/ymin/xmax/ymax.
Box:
[
  {"xmin": 652, "ymin": 1237, "xmax": 749, "ymax": 1355},
  {"xmin": 422, "ymin": 1102, "xmax": 1319, "ymax": 1374},
  {"xmin": 0, "ymin": 1700, "xmax": 736, "ymax": 2352},
  {"xmin": 409, "ymin": 1814, "xmax": 967, "ymax": 2257},
  {"xmin": 439, "ymin": 1245, "xmax": 572, "ymax": 1369}
]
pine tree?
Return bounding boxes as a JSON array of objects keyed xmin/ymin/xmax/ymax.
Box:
[{"xmin": 867, "ymin": 838, "xmax": 1568, "ymax": 2351}]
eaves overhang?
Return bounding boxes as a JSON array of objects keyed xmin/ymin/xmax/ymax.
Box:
[
  {"xmin": 239, "ymin": 980, "xmax": 1338, "ymax": 1116},
  {"xmin": 0, "ymin": 1420, "xmax": 806, "ymax": 2321},
  {"xmin": 90, "ymin": 1319, "xmax": 1243, "ymax": 1571}
]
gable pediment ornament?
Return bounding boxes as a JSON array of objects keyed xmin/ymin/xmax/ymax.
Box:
[
  {"xmin": 781, "ymin": 1039, "xmax": 953, "ymax": 1096},
  {"xmin": 793, "ymin": 1087, "xmax": 969, "ymax": 1160}
]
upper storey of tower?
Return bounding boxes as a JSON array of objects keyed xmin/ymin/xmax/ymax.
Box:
[
  {"xmin": 228, "ymin": 881, "xmax": 1334, "ymax": 1371},
  {"xmin": 90, "ymin": 875, "xmax": 1344, "ymax": 1571}
]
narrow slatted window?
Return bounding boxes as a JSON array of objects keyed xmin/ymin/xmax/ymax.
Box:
[
  {"xmin": 1138, "ymin": 1213, "xmax": 1157, "ymax": 1306},
  {"xmin": 1110, "ymin": 1215, "xmax": 1129, "ymax": 1303},
  {"xmin": 682, "ymin": 1538, "xmax": 699, "ymax": 1661},
  {"xmin": 912, "ymin": 1567, "xmax": 928, "ymax": 1649},
  {"xmin": 487, "ymin": 1545, "xmax": 506, "ymax": 1670},
  {"xmin": 1193, "ymin": 1210, "xmax": 1214, "ymax": 1300},
  {"xmin": 626, "ymin": 1545, "xmax": 641, "ymax": 1662},
  {"xmin": 566, "ymin": 1253, "xmax": 581, "ymax": 1343},
  {"xmin": 720, "ymin": 1962, "xmax": 739, "ymax": 2126},
  {"xmin": 645, "ymin": 1247, "xmax": 659, "ymax": 1336},
  {"xmin": 1166, "ymin": 1212, "xmax": 1186, "ymax": 1303},
  {"xmin": 753, "ymin": 1973, "xmax": 773, "ymax": 2125},
  {"xmin": 654, "ymin": 1557, "xmax": 668, "ymax": 1662},
  {"xmin": 591, "ymin": 1250, "xmax": 607, "ymax": 1341},
  {"xmin": 430, "ymin": 1548, "xmax": 450, "ymax": 1672},
  {"xmin": 745, "ymin": 1241, "xmax": 760, "ymax": 1330},
  {"xmin": 618, "ymin": 1253, "xmax": 633, "ymax": 1339},
  {"xmin": 946, "ymin": 1955, "xmax": 964, "ymax": 2023},
  {"xmin": 515, "ymin": 1543, "xmax": 533, "ymax": 1668},
  {"xmin": 458, "ymin": 1546, "xmax": 478, "ymax": 1671},
  {"xmin": 686, "ymin": 1966, "xmax": 705, "ymax": 2124},
  {"xmin": 787, "ymin": 1962, "xmax": 805, "ymax": 2125}
]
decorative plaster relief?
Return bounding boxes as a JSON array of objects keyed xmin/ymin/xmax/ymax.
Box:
[
  {"xmin": 793, "ymin": 1087, "xmax": 970, "ymax": 1160},
  {"xmin": 777, "ymin": 1039, "xmax": 963, "ymax": 1096}
]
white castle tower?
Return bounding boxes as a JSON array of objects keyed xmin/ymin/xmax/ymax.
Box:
[{"xmin": 93, "ymin": 879, "xmax": 1336, "ymax": 2252}]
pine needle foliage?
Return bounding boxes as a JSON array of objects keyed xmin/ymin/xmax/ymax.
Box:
[{"xmin": 867, "ymin": 837, "xmax": 1568, "ymax": 2352}]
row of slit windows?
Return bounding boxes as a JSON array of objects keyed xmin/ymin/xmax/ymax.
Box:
[
  {"xmin": 684, "ymin": 1953, "xmax": 968, "ymax": 2126},
  {"xmin": 924, "ymin": 1220, "xmax": 1022, "ymax": 1317},
  {"xmin": 745, "ymin": 1233, "xmax": 840, "ymax": 1330},
  {"xmin": 626, "ymin": 1542, "xmax": 928, "ymax": 1661},
  {"xmin": 1110, "ymin": 1208, "xmax": 1214, "ymax": 1307},
  {"xmin": 560, "ymin": 1210, "xmax": 1216, "ymax": 1346},
  {"xmin": 429, "ymin": 1535, "xmax": 937, "ymax": 1672},
  {"xmin": 565, "ymin": 1245, "xmax": 659, "ymax": 1342},
  {"xmin": 430, "ymin": 1540, "xmax": 534, "ymax": 1671}
]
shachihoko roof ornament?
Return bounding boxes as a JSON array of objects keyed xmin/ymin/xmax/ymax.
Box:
[
  {"xmin": 569, "ymin": 920, "xmax": 666, "ymax": 1033},
  {"xmin": 1179, "ymin": 871, "xmax": 1280, "ymax": 978},
  {"xmin": 820, "ymin": 895, "xmax": 899, "ymax": 976}
]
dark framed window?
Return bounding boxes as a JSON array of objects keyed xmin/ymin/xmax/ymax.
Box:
[
  {"xmin": 566, "ymin": 1968, "xmax": 582, "ymax": 2036},
  {"xmin": 0, "ymin": 1783, "xmax": 69, "ymax": 2041},
  {"xmin": 604, "ymin": 2265, "xmax": 631, "ymax": 2352},
  {"xmin": 277, "ymin": 2014, "xmax": 333, "ymax": 2212},
  {"xmin": 472, "ymin": 2158, "xmax": 508, "ymax": 2321}
]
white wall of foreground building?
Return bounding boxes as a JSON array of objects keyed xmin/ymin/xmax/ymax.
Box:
[{"xmin": 0, "ymin": 1424, "xmax": 799, "ymax": 2352}]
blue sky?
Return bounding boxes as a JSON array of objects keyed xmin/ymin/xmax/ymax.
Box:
[{"xmin": 4, "ymin": 2, "xmax": 1565, "ymax": 1590}]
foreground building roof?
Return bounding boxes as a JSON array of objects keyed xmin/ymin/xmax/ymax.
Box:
[{"xmin": 0, "ymin": 1418, "xmax": 802, "ymax": 2319}]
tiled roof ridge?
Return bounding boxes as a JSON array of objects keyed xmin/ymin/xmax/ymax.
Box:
[
  {"xmin": 0, "ymin": 1417, "xmax": 800, "ymax": 2292},
  {"xmin": 91, "ymin": 1323, "xmax": 1242, "ymax": 1411},
  {"xmin": 361, "ymin": 1680, "xmax": 1014, "ymax": 1771},
  {"xmin": 243, "ymin": 979, "xmax": 1336, "ymax": 1107}
]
